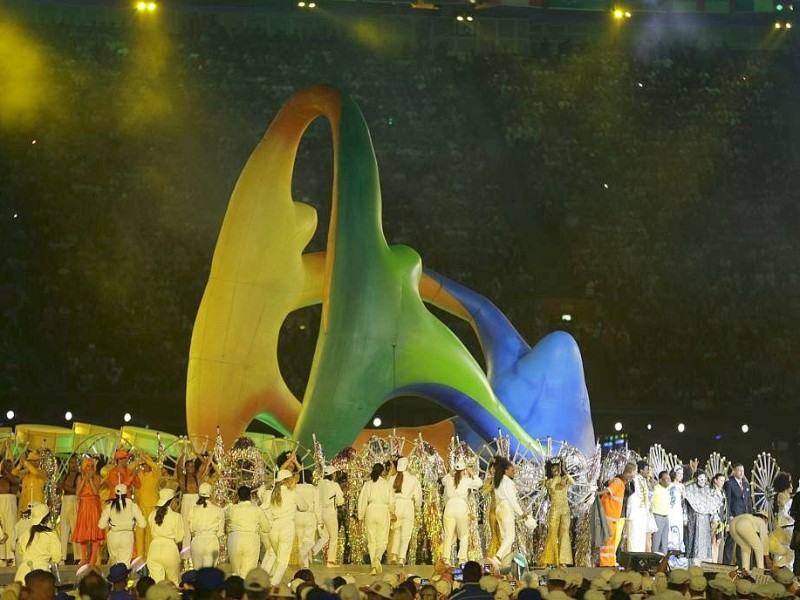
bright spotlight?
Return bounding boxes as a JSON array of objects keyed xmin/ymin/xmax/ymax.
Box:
[
  {"xmin": 613, "ymin": 8, "xmax": 624, "ymax": 18},
  {"xmin": 625, "ymin": 10, "xmax": 632, "ymax": 17},
  {"xmin": 786, "ymin": 21, "xmax": 793, "ymax": 27},
  {"xmin": 146, "ymin": 2, "xmax": 156, "ymax": 10},
  {"xmin": 776, "ymin": 3, "xmax": 784, "ymax": 9},
  {"xmin": 308, "ymin": 1, "xmax": 316, "ymax": 6},
  {"xmin": 123, "ymin": 412, "xmax": 132, "ymax": 423},
  {"xmin": 5, "ymin": 410, "xmax": 14, "ymax": 420},
  {"xmin": 614, "ymin": 422, "xmax": 622, "ymax": 432},
  {"xmin": 677, "ymin": 423, "xmax": 685, "ymax": 433},
  {"xmin": 775, "ymin": 21, "xmax": 783, "ymax": 27},
  {"xmin": 456, "ymin": 15, "xmax": 465, "ymax": 21},
  {"xmin": 647, "ymin": 423, "xmax": 652, "ymax": 430},
  {"xmin": 65, "ymin": 411, "xmax": 73, "ymax": 421},
  {"xmin": 297, "ymin": 1, "xmax": 306, "ymax": 6},
  {"xmin": 372, "ymin": 417, "xmax": 382, "ymax": 427},
  {"xmin": 136, "ymin": 1, "xmax": 146, "ymax": 10},
  {"xmin": 466, "ymin": 15, "xmax": 474, "ymax": 21},
  {"xmin": 741, "ymin": 424, "xmax": 749, "ymax": 433},
  {"xmin": 561, "ymin": 314, "xmax": 572, "ymax": 322}
]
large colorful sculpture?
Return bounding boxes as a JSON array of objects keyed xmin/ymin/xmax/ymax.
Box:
[{"xmin": 186, "ymin": 85, "xmax": 595, "ymax": 455}]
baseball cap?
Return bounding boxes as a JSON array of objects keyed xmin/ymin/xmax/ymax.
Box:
[
  {"xmin": 195, "ymin": 568, "xmax": 225, "ymax": 592},
  {"xmin": 547, "ymin": 568, "xmax": 569, "ymax": 583},
  {"xmin": 199, "ymin": 482, "xmax": 213, "ymax": 498},
  {"xmin": 736, "ymin": 580, "xmax": 754, "ymax": 596},
  {"xmin": 610, "ymin": 573, "xmax": 634, "ymax": 590},
  {"xmin": 772, "ymin": 569, "xmax": 795, "ymax": 586},
  {"xmin": 709, "ymin": 578, "xmax": 736, "ymax": 597},
  {"xmin": 114, "ymin": 484, "xmax": 128, "ymax": 496},
  {"xmin": 689, "ymin": 578, "xmax": 707, "ymax": 593},
  {"xmin": 146, "ymin": 583, "xmax": 180, "ymax": 600},
  {"xmin": 244, "ymin": 568, "xmax": 270, "ymax": 593},
  {"xmin": 590, "ymin": 577, "xmax": 611, "ymax": 592},
  {"xmin": 667, "ymin": 570, "xmax": 690, "ymax": 586},
  {"xmin": 367, "ymin": 581, "xmax": 393, "ymax": 600},
  {"xmin": 585, "ymin": 592, "xmax": 606, "ymax": 600},
  {"xmin": 323, "ymin": 466, "xmax": 339, "ymax": 476},
  {"xmin": 107, "ymin": 563, "xmax": 130, "ymax": 583}
]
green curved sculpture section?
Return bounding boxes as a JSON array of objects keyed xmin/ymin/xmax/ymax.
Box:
[{"xmin": 293, "ymin": 90, "xmax": 538, "ymax": 454}]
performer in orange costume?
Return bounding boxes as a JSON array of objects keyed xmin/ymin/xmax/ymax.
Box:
[
  {"xmin": 599, "ymin": 462, "xmax": 636, "ymax": 566},
  {"xmin": 73, "ymin": 457, "xmax": 105, "ymax": 565},
  {"xmin": 102, "ymin": 450, "xmax": 140, "ymax": 501}
]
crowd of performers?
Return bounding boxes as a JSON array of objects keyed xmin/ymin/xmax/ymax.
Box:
[{"xmin": 1, "ymin": 434, "xmax": 798, "ymax": 588}]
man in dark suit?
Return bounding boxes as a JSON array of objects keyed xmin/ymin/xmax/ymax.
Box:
[{"xmin": 722, "ymin": 462, "xmax": 753, "ymax": 564}]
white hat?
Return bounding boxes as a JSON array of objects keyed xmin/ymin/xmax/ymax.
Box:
[
  {"xmin": 323, "ymin": 465, "xmax": 339, "ymax": 476},
  {"xmin": 397, "ymin": 457, "xmax": 409, "ymax": 472},
  {"xmin": 156, "ymin": 488, "xmax": 175, "ymax": 507},
  {"xmin": 454, "ymin": 459, "xmax": 466, "ymax": 471},
  {"xmin": 114, "ymin": 483, "xmax": 128, "ymax": 496},
  {"xmin": 199, "ymin": 482, "xmax": 213, "ymax": 497},
  {"xmin": 30, "ymin": 503, "xmax": 50, "ymax": 526},
  {"xmin": 275, "ymin": 469, "xmax": 293, "ymax": 483},
  {"xmin": 146, "ymin": 582, "xmax": 181, "ymax": 600}
]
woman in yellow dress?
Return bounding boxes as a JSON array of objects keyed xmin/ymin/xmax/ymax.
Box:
[{"xmin": 540, "ymin": 458, "xmax": 574, "ymax": 566}]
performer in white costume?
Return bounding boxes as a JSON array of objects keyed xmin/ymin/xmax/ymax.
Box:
[
  {"xmin": 389, "ymin": 457, "xmax": 422, "ymax": 566},
  {"xmin": 358, "ymin": 463, "xmax": 395, "ymax": 575},
  {"xmin": 441, "ymin": 459, "xmax": 482, "ymax": 565},
  {"xmin": 492, "ymin": 456, "xmax": 526, "ymax": 564},
  {"xmin": 15, "ymin": 504, "xmax": 60, "ymax": 583},
  {"xmin": 312, "ymin": 465, "xmax": 344, "ymax": 567},
  {"xmin": 626, "ymin": 460, "xmax": 653, "ymax": 552},
  {"xmin": 57, "ymin": 456, "xmax": 80, "ymax": 564},
  {"xmin": 98, "ymin": 483, "xmax": 146, "ymax": 566},
  {"xmin": 294, "ymin": 470, "xmax": 319, "ymax": 570},
  {"xmin": 188, "ymin": 482, "xmax": 225, "ymax": 568},
  {"xmin": 226, "ymin": 486, "xmax": 271, "ymax": 577},
  {"xmin": 267, "ymin": 470, "xmax": 307, "ymax": 585},
  {"xmin": 146, "ymin": 488, "xmax": 184, "ymax": 585}
]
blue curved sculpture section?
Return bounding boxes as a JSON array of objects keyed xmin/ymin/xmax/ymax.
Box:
[{"xmin": 423, "ymin": 269, "xmax": 596, "ymax": 455}]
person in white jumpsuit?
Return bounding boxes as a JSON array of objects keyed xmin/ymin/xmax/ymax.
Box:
[
  {"xmin": 312, "ymin": 465, "xmax": 344, "ymax": 567},
  {"xmin": 226, "ymin": 485, "xmax": 272, "ymax": 577},
  {"xmin": 729, "ymin": 511, "xmax": 771, "ymax": 569},
  {"xmin": 267, "ymin": 469, "xmax": 308, "ymax": 585},
  {"xmin": 188, "ymin": 482, "xmax": 224, "ymax": 568},
  {"xmin": 146, "ymin": 488, "xmax": 184, "ymax": 585},
  {"xmin": 15, "ymin": 504, "xmax": 61, "ymax": 582},
  {"xmin": 358, "ymin": 463, "xmax": 395, "ymax": 575},
  {"xmin": 57, "ymin": 456, "xmax": 79, "ymax": 564},
  {"xmin": 388, "ymin": 457, "xmax": 422, "ymax": 566},
  {"xmin": 294, "ymin": 470, "xmax": 319, "ymax": 570},
  {"xmin": 442, "ymin": 459, "xmax": 483, "ymax": 564},
  {"xmin": 492, "ymin": 457, "xmax": 526, "ymax": 564},
  {"xmin": 98, "ymin": 483, "xmax": 146, "ymax": 566}
]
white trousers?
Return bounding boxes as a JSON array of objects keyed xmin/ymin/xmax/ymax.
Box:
[
  {"xmin": 147, "ymin": 538, "xmax": 180, "ymax": 585},
  {"xmin": 365, "ymin": 503, "xmax": 390, "ymax": 568},
  {"xmin": 311, "ymin": 507, "xmax": 338, "ymax": 564},
  {"xmin": 59, "ymin": 495, "xmax": 79, "ymax": 561},
  {"xmin": 268, "ymin": 516, "xmax": 295, "ymax": 585},
  {"xmin": 190, "ymin": 532, "xmax": 219, "ymax": 568},
  {"xmin": 107, "ymin": 530, "xmax": 135, "ymax": 566},
  {"xmin": 626, "ymin": 509, "xmax": 649, "ymax": 552},
  {"xmin": 730, "ymin": 515, "xmax": 768, "ymax": 569},
  {"xmin": 495, "ymin": 504, "xmax": 516, "ymax": 560},
  {"xmin": 228, "ymin": 531, "xmax": 259, "ymax": 576},
  {"xmin": 390, "ymin": 498, "xmax": 415, "ymax": 563},
  {"xmin": 443, "ymin": 498, "xmax": 470, "ymax": 563},
  {"xmin": 180, "ymin": 494, "xmax": 198, "ymax": 550},
  {"xmin": 295, "ymin": 512, "xmax": 316, "ymax": 569},
  {"xmin": 0, "ymin": 494, "xmax": 17, "ymax": 561}
]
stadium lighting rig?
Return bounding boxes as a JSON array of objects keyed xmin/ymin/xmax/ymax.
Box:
[
  {"xmin": 135, "ymin": 1, "xmax": 157, "ymax": 12},
  {"xmin": 612, "ymin": 7, "xmax": 633, "ymax": 18}
]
